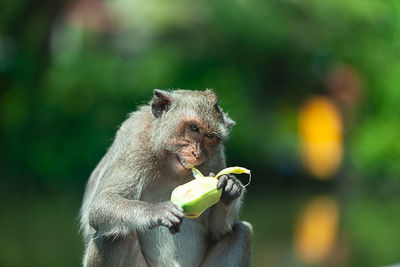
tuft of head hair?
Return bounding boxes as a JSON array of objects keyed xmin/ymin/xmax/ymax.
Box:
[{"xmin": 151, "ymin": 89, "xmax": 235, "ymax": 140}]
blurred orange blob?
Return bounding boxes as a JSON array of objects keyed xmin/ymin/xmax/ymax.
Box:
[
  {"xmin": 294, "ymin": 196, "xmax": 339, "ymax": 264},
  {"xmin": 299, "ymin": 96, "xmax": 343, "ymax": 179}
]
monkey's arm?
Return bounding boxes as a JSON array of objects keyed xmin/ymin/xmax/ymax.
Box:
[
  {"xmin": 88, "ymin": 193, "xmax": 184, "ymax": 237},
  {"xmin": 89, "ymin": 193, "xmax": 153, "ymax": 236},
  {"xmin": 207, "ymin": 174, "xmax": 244, "ymax": 240}
]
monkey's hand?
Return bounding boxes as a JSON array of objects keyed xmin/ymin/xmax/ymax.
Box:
[
  {"xmin": 216, "ymin": 174, "xmax": 244, "ymax": 204},
  {"xmin": 149, "ymin": 201, "xmax": 184, "ymax": 235}
]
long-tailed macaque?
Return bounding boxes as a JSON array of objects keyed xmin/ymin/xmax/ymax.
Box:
[{"xmin": 80, "ymin": 89, "xmax": 252, "ymax": 267}]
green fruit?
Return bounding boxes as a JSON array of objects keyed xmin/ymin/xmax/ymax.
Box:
[
  {"xmin": 170, "ymin": 166, "xmax": 251, "ymax": 218},
  {"xmin": 171, "ymin": 177, "xmax": 222, "ymax": 218}
]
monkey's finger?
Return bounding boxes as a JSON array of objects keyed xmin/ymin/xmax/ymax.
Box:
[
  {"xmin": 217, "ymin": 175, "xmax": 228, "ymax": 189},
  {"xmin": 208, "ymin": 172, "xmax": 215, "ymax": 177},
  {"xmin": 172, "ymin": 219, "xmax": 182, "ymax": 233},
  {"xmin": 231, "ymin": 183, "xmax": 242, "ymax": 199},
  {"xmin": 224, "ymin": 178, "xmax": 234, "ymax": 194},
  {"xmin": 173, "ymin": 203, "xmax": 184, "ymax": 214},
  {"xmin": 177, "ymin": 212, "xmax": 185, "ymax": 223},
  {"xmin": 169, "ymin": 204, "xmax": 184, "ymax": 219},
  {"xmin": 237, "ymin": 183, "xmax": 244, "ymax": 196},
  {"xmin": 167, "ymin": 215, "xmax": 182, "ymax": 234},
  {"xmin": 169, "ymin": 227, "xmax": 176, "ymax": 235},
  {"xmin": 161, "ymin": 218, "xmax": 176, "ymax": 234},
  {"xmin": 173, "ymin": 213, "xmax": 184, "ymax": 227},
  {"xmin": 172, "ymin": 209, "xmax": 185, "ymax": 220},
  {"xmin": 168, "ymin": 201, "xmax": 183, "ymax": 211},
  {"xmin": 164, "ymin": 223, "xmax": 176, "ymax": 235},
  {"xmin": 168, "ymin": 213, "xmax": 182, "ymax": 225}
]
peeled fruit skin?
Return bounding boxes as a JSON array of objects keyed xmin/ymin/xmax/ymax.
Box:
[{"xmin": 171, "ymin": 177, "xmax": 222, "ymax": 218}]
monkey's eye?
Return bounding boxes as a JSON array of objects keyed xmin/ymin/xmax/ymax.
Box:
[
  {"xmin": 205, "ymin": 133, "xmax": 214, "ymax": 138},
  {"xmin": 190, "ymin": 124, "xmax": 200, "ymax": 132}
]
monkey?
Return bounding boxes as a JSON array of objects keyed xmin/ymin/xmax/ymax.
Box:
[{"xmin": 80, "ymin": 89, "xmax": 253, "ymax": 267}]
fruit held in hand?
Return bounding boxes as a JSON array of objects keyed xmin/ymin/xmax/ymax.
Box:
[
  {"xmin": 171, "ymin": 176, "xmax": 222, "ymax": 218},
  {"xmin": 170, "ymin": 166, "xmax": 251, "ymax": 218}
]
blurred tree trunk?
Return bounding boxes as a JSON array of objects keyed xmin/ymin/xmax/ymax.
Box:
[
  {"xmin": 0, "ymin": 0, "xmax": 72, "ymax": 96},
  {"xmin": 0, "ymin": 0, "xmax": 72, "ymax": 188}
]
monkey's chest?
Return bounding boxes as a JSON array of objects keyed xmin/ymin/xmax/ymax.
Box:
[{"xmin": 138, "ymin": 219, "xmax": 208, "ymax": 267}]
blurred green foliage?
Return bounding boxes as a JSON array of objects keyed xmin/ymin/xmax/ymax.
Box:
[
  {"xmin": 1, "ymin": 0, "xmax": 400, "ymax": 266},
  {"xmin": 1, "ymin": 0, "xmax": 400, "ymax": 186}
]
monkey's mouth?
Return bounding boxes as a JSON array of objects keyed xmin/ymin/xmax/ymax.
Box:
[{"xmin": 175, "ymin": 156, "xmax": 194, "ymax": 174}]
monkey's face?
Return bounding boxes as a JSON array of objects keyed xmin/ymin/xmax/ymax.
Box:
[
  {"xmin": 151, "ymin": 89, "xmax": 235, "ymax": 175},
  {"xmin": 171, "ymin": 117, "xmax": 221, "ymax": 175}
]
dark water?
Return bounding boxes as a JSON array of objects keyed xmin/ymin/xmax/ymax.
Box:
[
  {"xmin": 0, "ymin": 192, "xmax": 83, "ymax": 267},
  {"xmin": 1, "ymin": 184, "xmax": 399, "ymax": 267},
  {"xmin": 242, "ymin": 183, "xmax": 400, "ymax": 267}
]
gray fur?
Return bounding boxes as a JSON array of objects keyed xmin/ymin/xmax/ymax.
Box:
[{"xmin": 80, "ymin": 89, "xmax": 252, "ymax": 267}]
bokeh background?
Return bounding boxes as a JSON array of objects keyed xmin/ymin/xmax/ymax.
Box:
[{"xmin": 1, "ymin": 0, "xmax": 400, "ymax": 266}]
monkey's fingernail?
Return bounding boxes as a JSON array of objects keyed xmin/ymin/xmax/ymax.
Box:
[
  {"xmin": 217, "ymin": 178, "xmax": 226, "ymax": 189},
  {"xmin": 217, "ymin": 182, "xmax": 224, "ymax": 190}
]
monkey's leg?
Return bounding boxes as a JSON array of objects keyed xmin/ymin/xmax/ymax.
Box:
[
  {"xmin": 83, "ymin": 233, "xmax": 148, "ymax": 267},
  {"xmin": 200, "ymin": 221, "xmax": 253, "ymax": 267}
]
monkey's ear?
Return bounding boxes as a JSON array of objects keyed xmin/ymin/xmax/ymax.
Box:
[
  {"xmin": 152, "ymin": 89, "xmax": 172, "ymax": 118},
  {"xmin": 223, "ymin": 114, "xmax": 236, "ymax": 131}
]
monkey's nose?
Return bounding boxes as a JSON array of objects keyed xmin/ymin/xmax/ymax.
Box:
[{"xmin": 192, "ymin": 150, "xmax": 201, "ymax": 159}]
